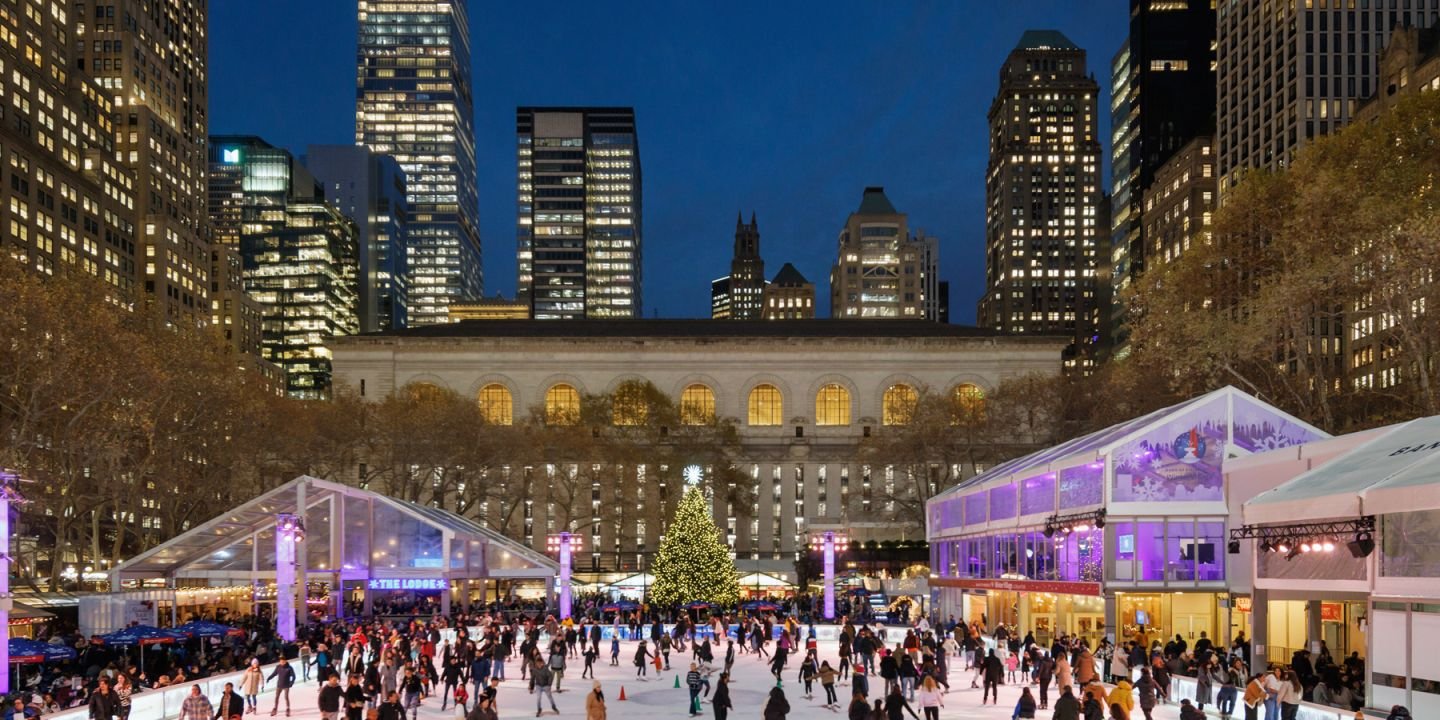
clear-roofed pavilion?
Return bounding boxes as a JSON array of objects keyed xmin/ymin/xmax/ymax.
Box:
[{"xmin": 110, "ymin": 476, "xmax": 557, "ymax": 621}]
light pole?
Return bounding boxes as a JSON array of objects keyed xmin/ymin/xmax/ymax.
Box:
[
  {"xmin": 545, "ymin": 532, "xmax": 582, "ymax": 620},
  {"xmin": 275, "ymin": 513, "xmax": 305, "ymax": 642},
  {"xmin": 808, "ymin": 531, "xmax": 849, "ymax": 621},
  {"xmin": 0, "ymin": 470, "xmax": 23, "ymax": 694}
]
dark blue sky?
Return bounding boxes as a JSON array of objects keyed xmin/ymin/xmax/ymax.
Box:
[{"xmin": 211, "ymin": 1, "xmax": 1123, "ymax": 323}]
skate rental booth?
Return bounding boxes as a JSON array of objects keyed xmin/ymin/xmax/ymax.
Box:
[
  {"xmin": 108, "ymin": 476, "xmax": 557, "ymax": 626},
  {"xmin": 1238, "ymin": 414, "xmax": 1440, "ymax": 718},
  {"xmin": 926, "ymin": 387, "xmax": 1328, "ymax": 651}
]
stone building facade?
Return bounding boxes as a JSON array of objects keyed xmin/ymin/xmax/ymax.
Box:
[{"xmin": 331, "ymin": 320, "xmax": 1064, "ymax": 579}]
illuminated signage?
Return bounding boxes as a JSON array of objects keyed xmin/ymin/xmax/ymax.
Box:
[
  {"xmin": 367, "ymin": 578, "xmax": 446, "ymax": 591},
  {"xmin": 222, "ymin": 148, "xmax": 241, "ymax": 164}
]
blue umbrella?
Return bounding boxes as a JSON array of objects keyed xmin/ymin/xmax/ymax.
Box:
[
  {"xmin": 174, "ymin": 620, "xmax": 244, "ymax": 639},
  {"xmin": 8, "ymin": 637, "xmax": 76, "ymax": 664},
  {"xmin": 846, "ymin": 588, "xmax": 871, "ymax": 597},
  {"xmin": 741, "ymin": 601, "xmax": 779, "ymax": 612},
  {"xmin": 684, "ymin": 601, "xmax": 712, "ymax": 610},
  {"xmin": 601, "ymin": 601, "xmax": 639, "ymax": 613},
  {"xmin": 94, "ymin": 625, "xmax": 185, "ymax": 647}
]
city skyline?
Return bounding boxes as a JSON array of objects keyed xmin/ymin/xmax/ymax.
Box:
[{"xmin": 210, "ymin": 2, "xmax": 1127, "ymax": 323}]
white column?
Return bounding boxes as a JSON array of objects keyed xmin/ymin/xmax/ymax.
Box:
[{"xmin": 275, "ymin": 515, "xmax": 297, "ymax": 642}]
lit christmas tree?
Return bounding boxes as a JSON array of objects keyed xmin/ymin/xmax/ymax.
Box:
[{"xmin": 650, "ymin": 485, "xmax": 740, "ymax": 607}]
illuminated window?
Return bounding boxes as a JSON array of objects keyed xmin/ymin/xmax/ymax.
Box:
[
  {"xmin": 951, "ymin": 383, "xmax": 987, "ymax": 423},
  {"xmin": 612, "ymin": 381, "xmax": 648, "ymax": 426},
  {"xmin": 882, "ymin": 384, "xmax": 918, "ymax": 426},
  {"xmin": 477, "ymin": 384, "xmax": 513, "ymax": 426},
  {"xmin": 815, "ymin": 384, "xmax": 851, "ymax": 426},
  {"xmin": 545, "ymin": 384, "xmax": 581, "ymax": 426},
  {"xmin": 747, "ymin": 384, "xmax": 783, "ymax": 426},
  {"xmin": 406, "ymin": 382, "xmax": 446, "ymax": 404},
  {"xmin": 680, "ymin": 384, "xmax": 716, "ymax": 425}
]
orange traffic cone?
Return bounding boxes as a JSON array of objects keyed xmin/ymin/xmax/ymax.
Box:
[{"xmin": 618, "ymin": 686, "xmax": 627, "ymax": 701}]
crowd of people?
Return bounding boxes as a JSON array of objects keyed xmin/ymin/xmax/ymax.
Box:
[{"xmin": 0, "ymin": 602, "xmax": 1413, "ymax": 720}]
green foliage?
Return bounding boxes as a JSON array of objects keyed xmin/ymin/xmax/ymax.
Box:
[{"xmin": 648, "ymin": 485, "xmax": 740, "ymax": 607}]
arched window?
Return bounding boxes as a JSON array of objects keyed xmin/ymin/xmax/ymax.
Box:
[
  {"xmin": 612, "ymin": 381, "xmax": 649, "ymax": 426},
  {"xmin": 545, "ymin": 384, "xmax": 581, "ymax": 426},
  {"xmin": 406, "ymin": 382, "xmax": 446, "ymax": 403},
  {"xmin": 815, "ymin": 383, "xmax": 851, "ymax": 426},
  {"xmin": 477, "ymin": 384, "xmax": 513, "ymax": 426},
  {"xmin": 747, "ymin": 384, "xmax": 783, "ymax": 426},
  {"xmin": 882, "ymin": 384, "xmax": 918, "ymax": 426},
  {"xmin": 951, "ymin": 383, "xmax": 986, "ymax": 423},
  {"xmin": 680, "ymin": 384, "xmax": 716, "ymax": 425}
]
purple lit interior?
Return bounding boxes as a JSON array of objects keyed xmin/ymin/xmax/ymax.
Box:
[
  {"xmin": 989, "ymin": 485, "xmax": 1017, "ymax": 520},
  {"xmin": 950, "ymin": 529, "xmax": 1104, "ymax": 582},
  {"xmin": 1059, "ymin": 463, "xmax": 1104, "ymax": 509},
  {"xmin": 964, "ymin": 493, "xmax": 987, "ymax": 525},
  {"xmin": 1021, "ymin": 473, "xmax": 1056, "ymax": 516}
]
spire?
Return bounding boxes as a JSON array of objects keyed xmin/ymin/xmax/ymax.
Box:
[
  {"xmin": 750, "ymin": 211, "xmax": 757, "ymax": 229},
  {"xmin": 736, "ymin": 211, "xmax": 743, "ymax": 229}
]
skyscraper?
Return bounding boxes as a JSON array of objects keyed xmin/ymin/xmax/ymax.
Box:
[
  {"xmin": 0, "ymin": 1, "xmax": 136, "ymax": 297},
  {"xmin": 209, "ymin": 137, "xmax": 359, "ymax": 399},
  {"xmin": 516, "ymin": 107, "xmax": 641, "ymax": 319},
  {"xmin": 75, "ymin": 0, "xmax": 210, "ymax": 325},
  {"xmin": 829, "ymin": 187, "xmax": 937, "ymax": 320},
  {"xmin": 356, "ymin": 0, "xmax": 481, "ymax": 325},
  {"xmin": 1109, "ymin": 0, "xmax": 1216, "ymax": 352},
  {"xmin": 1217, "ymin": 2, "xmax": 1434, "ymax": 189},
  {"xmin": 978, "ymin": 31, "xmax": 1104, "ymax": 368},
  {"xmin": 712, "ymin": 213, "xmax": 765, "ymax": 320},
  {"xmin": 763, "ymin": 263, "xmax": 816, "ymax": 320},
  {"xmin": 305, "ymin": 146, "xmax": 410, "ymax": 333}
]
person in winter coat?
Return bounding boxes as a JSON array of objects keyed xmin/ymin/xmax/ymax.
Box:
[
  {"xmin": 1110, "ymin": 678, "xmax": 1135, "ymax": 718},
  {"xmin": 915, "ymin": 677, "xmax": 945, "ymax": 720},
  {"xmin": 530, "ymin": 657, "xmax": 559, "ymax": 717},
  {"xmin": 1178, "ymin": 699, "xmax": 1206, "ymax": 720},
  {"xmin": 1111, "ymin": 651, "xmax": 1130, "ymax": 685},
  {"xmin": 763, "ymin": 686, "xmax": 791, "ymax": 720},
  {"xmin": 1035, "ymin": 653, "xmax": 1055, "ymax": 709},
  {"xmin": 1195, "ymin": 660, "xmax": 1215, "ymax": 711},
  {"xmin": 1056, "ymin": 655, "xmax": 1074, "ymax": 693},
  {"xmin": 1083, "ymin": 695, "xmax": 1105, "ymax": 720},
  {"xmin": 848, "ymin": 691, "xmax": 871, "ymax": 720},
  {"xmin": 1242, "ymin": 674, "xmax": 1267, "ymax": 720},
  {"xmin": 584, "ymin": 681, "xmax": 606, "ymax": 720},
  {"xmin": 633, "ymin": 641, "xmax": 651, "ymax": 679},
  {"xmin": 1109, "ymin": 703, "xmax": 1130, "ymax": 720},
  {"xmin": 268, "ymin": 658, "xmax": 297, "ymax": 716},
  {"xmin": 376, "ymin": 691, "xmax": 405, "ymax": 720},
  {"xmin": 1011, "ymin": 686, "xmax": 1037, "ymax": 719},
  {"xmin": 712, "ymin": 673, "xmax": 733, "ymax": 720},
  {"xmin": 819, "ymin": 661, "xmax": 840, "ymax": 707},
  {"xmin": 1052, "ymin": 686, "xmax": 1082, "ymax": 720},
  {"xmin": 982, "ymin": 649, "xmax": 1004, "ymax": 705},
  {"xmin": 884, "ymin": 685, "xmax": 919, "ymax": 720},
  {"xmin": 1135, "ymin": 668, "xmax": 1160, "ymax": 720},
  {"xmin": 241, "ymin": 659, "xmax": 264, "ymax": 714},
  {"xmin": 1076, "ymin": 649, "xmax": 1097, "ymax": 687}
]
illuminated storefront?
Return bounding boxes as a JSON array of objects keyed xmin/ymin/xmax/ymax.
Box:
[
  {"xmin": 929, "ymin": 387, "xmax": 1327, "ymax": 649},
  {"xmin": 112, "ymin": 477, "xmax": 557, "ymax": 619}
]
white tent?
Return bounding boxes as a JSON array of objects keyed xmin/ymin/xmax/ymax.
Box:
[
  {"xmin": 1244, "ymin": 415, "xmax": 1440, "ymax": 524},
  {"xmin": 737, "ymin": 572, "xmax": 793, "ymax": 588},
  {"xmin": 602, "ymin": 573, "xmax": 656, "ymax": 590}
]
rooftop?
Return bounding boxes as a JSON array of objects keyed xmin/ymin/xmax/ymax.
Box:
[
  {"xmin": 770, "ymin": 263, "xmax": 810, "ymax": 286},
  {"xmin": 855, "ymin": 186, "xmax": 899, "ymax": 216},
  {"xmin": 1015, "ymin": 30, "xmax": 1079, "ymax": 51},
  {"xmin": 351, "ymin": 318, "xmax": 1038, "ymax": 341}
]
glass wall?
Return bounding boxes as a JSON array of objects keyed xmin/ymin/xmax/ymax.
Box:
[
  {"xmin": 1381, "ymin": 509, "xmax": 1440, "ymax": 577},
  {"xmin": 1109, "ymin": 517, "xmax": 1226, "ymax": 584},
  {"xmin": 931, "ymin": 529, "xmax": 1103, "ymax": 582},
  {"xmin": 1021, "ymin": 473, "xmax": 1056, "ymax": 516}
]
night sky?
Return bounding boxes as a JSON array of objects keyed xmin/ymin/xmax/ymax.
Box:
[{"xmin": 210, "ymin": 1, "xmax": 1124, "ymax": 323}]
